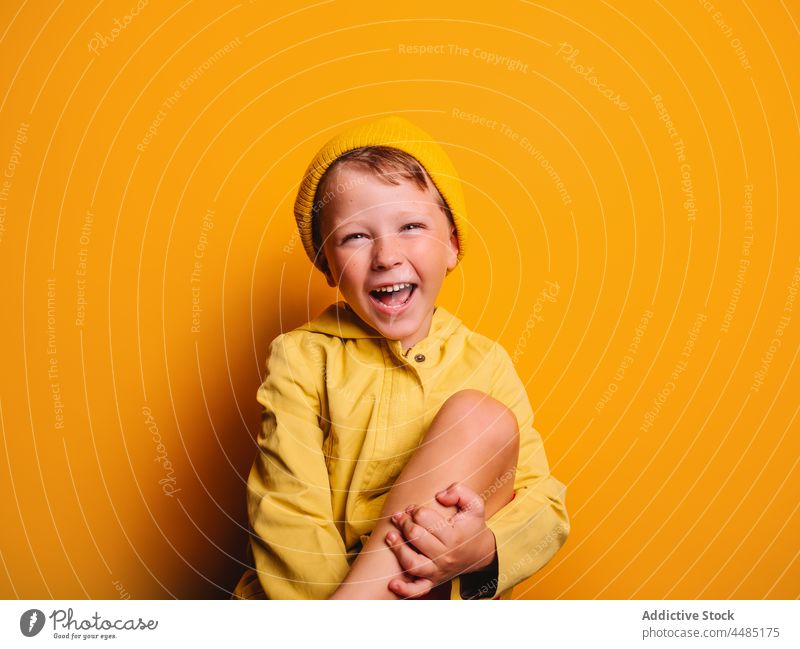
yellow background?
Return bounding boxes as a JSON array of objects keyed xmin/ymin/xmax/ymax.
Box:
[{"xmin": 0, "ymin": 1, "xmax": 797, "ymax": 599}]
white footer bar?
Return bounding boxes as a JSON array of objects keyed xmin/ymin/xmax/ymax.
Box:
[{"xmin": 1, "ymin": 600, "xmax": 796, "ymax": 648}]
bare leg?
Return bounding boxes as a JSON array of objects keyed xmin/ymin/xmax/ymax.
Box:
[{"xmin": 331, "ymin": 389, "xmax": 519, "ymax": 599}]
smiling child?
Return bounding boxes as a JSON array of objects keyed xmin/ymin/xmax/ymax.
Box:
[{"xmin": 234, "ymin": 115, "xmax": 569, "ymax": 600}]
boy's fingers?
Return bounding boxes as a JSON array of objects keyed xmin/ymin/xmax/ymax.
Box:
[
  {"xmin": 385, "ymin": 532, "xmax": 424, "ymax": 573},
  {"xmin": 394, "ymin": 512, "xmax": 441, "ymax": 553},
  {"xmin": 392, "ymin": 512, "xmax": 431, "ymax": 552},
  {"xmin": 435, "ymin": 483, "xmax": 461, "ymax": 506},
  {"xmin": 389, "ymin": 577, "xmax": 434, "ymax": 599},
  {"xmin": 386, "ymin": 539, "xmax": 437, "ymax": 579},
  {"xmin": 409, "ymin": 505, "xmax": 456, "ymax": 546},
  {"xmin": 438, "ymin": 482, "xmax": 485, "ymax": 522}
]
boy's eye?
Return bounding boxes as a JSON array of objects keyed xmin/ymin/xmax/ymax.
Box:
[{"xmin": 340, "ymin": 224, "xmax": 424, "ymax": 242}]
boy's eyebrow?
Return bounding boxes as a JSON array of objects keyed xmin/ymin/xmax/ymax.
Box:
[
  {"xmin": 333, "ymin": 209, "xmax": 435, "ymax": 227},
  {"xmin": 386, "ymin": 209, "xmax": 437, "ymax": 219}
]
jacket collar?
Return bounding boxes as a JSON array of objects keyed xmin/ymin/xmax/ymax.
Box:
[{"xmin": 297, "ymin": 301, "xmax": 462, "ymax": 348}]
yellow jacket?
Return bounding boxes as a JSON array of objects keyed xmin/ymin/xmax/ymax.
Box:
[{"xmin": 234, "ymin": 302, "xmax": 569, "ymax": 599}]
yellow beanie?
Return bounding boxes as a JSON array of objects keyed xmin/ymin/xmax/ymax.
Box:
[{"xmin": 294, "ymin": 115, "xmax": 467, "ymax": 271}]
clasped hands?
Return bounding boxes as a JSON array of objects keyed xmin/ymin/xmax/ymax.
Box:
[{"xmin": 383, "ymin": 481, "xmax": 496, "ymax": 599}]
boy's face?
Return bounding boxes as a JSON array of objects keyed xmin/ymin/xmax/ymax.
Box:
[{"xmin": 318, "ymin": 164, "xmax": 459, "ymax": 351}]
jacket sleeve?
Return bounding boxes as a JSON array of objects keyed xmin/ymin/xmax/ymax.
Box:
[
  {"xmin": 473, "ymin": 342, "xmax": 570, "ymax": 598},
  {"xmin": 246, "ymin": 333, "xmax": 350, "ymax": 599}
]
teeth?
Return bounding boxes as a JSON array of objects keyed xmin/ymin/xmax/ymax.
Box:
[{"xmin": 373, "ymin": 283, "xmax": 413, "ymax": 293}]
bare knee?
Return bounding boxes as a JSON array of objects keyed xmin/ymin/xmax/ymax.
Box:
[{"xmin": 433, "ymin": 389, "xmax": 519, "ymax": 458}]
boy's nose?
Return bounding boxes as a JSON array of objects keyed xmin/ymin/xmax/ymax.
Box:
[{"xmin": 371, "ymin": 235, "xmax": 403, "ymax": 269}]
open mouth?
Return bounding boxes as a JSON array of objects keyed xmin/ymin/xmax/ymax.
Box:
[{"xmin": 368, "ymin": 282, "xmax": 417, "ymax": 308}]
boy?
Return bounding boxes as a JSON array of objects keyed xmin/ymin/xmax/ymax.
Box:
[{"xmin": 233, "ymin": 115, "xmax": 569, "ymax": 600}]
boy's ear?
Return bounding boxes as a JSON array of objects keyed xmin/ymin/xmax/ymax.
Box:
[
  {"xmin": 446, "ymin": 223, "xmax": 459, "ymax": 270},
  {"xmin": 319, "ymin": 255, "xmax": 337, "ymax": 287}
]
